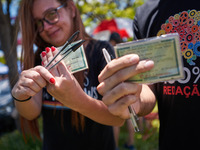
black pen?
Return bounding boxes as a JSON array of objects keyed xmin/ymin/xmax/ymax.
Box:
[{"xmin": 102, "ymin": 48, "xmax": 139, "ymax": 132}]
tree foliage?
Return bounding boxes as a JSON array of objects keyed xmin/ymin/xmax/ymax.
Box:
[
  {"xmin": 0, "ymin": 0, "xmax": 19, "ymax": 88},
  {"xmin": 75, "ymin": 0, "xmax": 145, "ymax": 27}
]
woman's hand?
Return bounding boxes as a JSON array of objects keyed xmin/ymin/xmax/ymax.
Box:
[
  {"xmin": 41, "ymin": 46, "xmax": 85, "ymax": 110},
  {"xmin": 97, "ymin": 54, "xmax": 154, "ymax": 119},
  {"xmin": 40, "ymin": 46, "xmax": 129, "ymax": 126},
  {"xmin": 12, "ymin": 63, "xmax": 56, "ymax": 120},
  {"xmin": 12, "ymin": 65, "xmax": 56, "ymax": 100}
]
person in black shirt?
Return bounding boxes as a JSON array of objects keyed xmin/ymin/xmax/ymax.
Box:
[
  {"xmin": 97, "ymin": 0, "xmax": 200, "ymax": 150},
  {"xmin": 11, "ymin": 0, "xmax": 126, "ymax": 149}
]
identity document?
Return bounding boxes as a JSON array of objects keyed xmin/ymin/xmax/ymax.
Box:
[{"xmin": 114, "ymin": 33, "xmax": 184, "ymax": 83}]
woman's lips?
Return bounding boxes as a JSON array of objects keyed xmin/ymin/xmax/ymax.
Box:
[{"xmin": 48, "ymin": 28, "xmax": 60, "ymax": 38}]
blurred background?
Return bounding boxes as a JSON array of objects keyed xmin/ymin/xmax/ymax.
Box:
[{"xmin": 0, "ymin": 0, "xmax": 159, "ymax": 149}]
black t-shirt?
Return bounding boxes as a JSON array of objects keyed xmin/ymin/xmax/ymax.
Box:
[
  {"xmin": 133, "ymin": 0, "xmax": 200, "ymax": 149},
  {"xmin": 41, "ymin": 40, "xmax": 116, "ymax": 150}
]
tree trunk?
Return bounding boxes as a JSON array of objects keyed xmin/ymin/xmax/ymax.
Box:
[
  {"xmin": 0, "ymin": 0, "xmax": 20, "ymax": 131},
  {"xmin": 0, "ymin": 1, "xmax": 19, "ymax": 88}
]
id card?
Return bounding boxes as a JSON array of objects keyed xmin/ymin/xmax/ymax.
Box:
[
  {"xmin": 57, "ymin": 40, "xmax": 88, "ymax": 73},
  {"xmin": 114, "ymin": 33, "xmax": 184, "ymax": 83}
]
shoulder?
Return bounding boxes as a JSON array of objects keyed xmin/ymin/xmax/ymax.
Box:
[
  {"xmin": 136, "ymin": 0, "xmax": 160, "ymax": 15},
  {"xmin": 93, "ymin": 40, "xmax": 113, "ymax": 49},
  {"xmin": 133, "ymin": 0, "xmax": 160, "ymax": 39},
  {"xmin": 86, "ymin": 40, "xmax": 114, "ymax": 55},
  {"xmin": 135, "ymin": 0, "xmax": 160, "ymax": 24},
  {"xmin": 85, "ymin": 40, "xmax": 115, "ymax": 66},
  {"xmin": 94, "ymin": 40, "xmax": 115, "ymax": 58}
]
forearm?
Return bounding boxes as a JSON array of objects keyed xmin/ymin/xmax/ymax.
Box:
[
  {"xmin": 79, "ymin": 95, "xmax": 125, "ymax": 126},
  {"xmin": 11, "ymin": 66, "xmax": 56, "ymax": 120},
  {"xmin": 135, "ymin": 84, "xmax": 156, "ymax": 116},
  {"xmin": 14, "ymin": 91, "xmax": 42, "ymax": 120},
  {"xmin": 58, "ymin": 89, "xmax": 125, "ymax": 126}
]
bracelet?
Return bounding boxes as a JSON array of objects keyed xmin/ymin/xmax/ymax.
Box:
[{"xmin": 11, "ymin": 93, "xmax": 32, "ymax": 102}]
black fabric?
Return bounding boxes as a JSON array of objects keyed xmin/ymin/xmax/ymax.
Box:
[
  {"xmin": 133, "ymin": 0, "xmax": 200, "ymax": 150},
  {"xmin": 42, "ymin": 109, "xmax": 115, "ymax": 150},
  {"xmin": 41, "ymin": 40, "xmax": 116, "ymax": 150}
]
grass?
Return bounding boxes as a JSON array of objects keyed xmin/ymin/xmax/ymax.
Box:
[
  {"xmin": 119, "ymin": 104, "xmax": 159, "ymax": 150},
  {"xmin": 0, "ymin": 130, "xmax": 42, "ymax": 150},
  {"xmin": 118, "ymin": 118, "xmax": 159, "ymax": 150},
  {"xmin": 0, "ymin": 118, "xmax": 159, "ymax": 150},
  {"xmin": 0, "ymin": 105, "xmax": 159, "ymax": 150}
]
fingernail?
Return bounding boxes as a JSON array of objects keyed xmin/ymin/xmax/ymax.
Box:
[
  {"xmin": 49, "ymin": 78, "xmax": 55, "ymax": 84},
  {"xmin": 51, "ymin": 46, "xmax": 56, "ymax": 52},
  {"xmin": 41, "ymin": 61, "xmax": 44, "ymax": 66},
  {"xmin": 45, "ymin": 47, "xmax": 50, "ymax": 53},
  {"xmin": 129, "ymin": 55, "xmax": 139, "ymax": 63},
  {"xmin": 41, "ymin": 51, "xmax": 46, "ymax": 57},
  {"xmin": 144, "ymin": 60, "xmax": 154, "ymax": 68}
]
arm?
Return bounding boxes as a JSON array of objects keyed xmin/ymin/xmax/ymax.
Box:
[
  {"xmin": 137, "ymin": 84, "xmax": 156, "ymax": 116},
  {"xmin": 47, "ymin": 75, "xmax": 124, "ymax": 126},
  {"xmin": 12, "ymin": 66, "xmax": 56, "ymax": 120},
  {"xmin": 14, "ymin": 91, "xmax": 42, "ymax": 120}
]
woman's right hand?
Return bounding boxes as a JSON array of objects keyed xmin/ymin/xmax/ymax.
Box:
[{"xmin": 12, "ymin": 65, "xmax": 56, "ymax": 101}]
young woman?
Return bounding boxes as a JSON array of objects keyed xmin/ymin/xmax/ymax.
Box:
[{"xmin": 12, "ymin": 0, "xmax": 125, "ymax": 149}]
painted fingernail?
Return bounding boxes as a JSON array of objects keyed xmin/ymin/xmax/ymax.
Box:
[
  {"xmin": 51, "ymin": 46, "xmax": 56, "ymax": 52},
  {"xmin": 41, "ymin": 51, "xmax": 46, "ymax": 57},
  {"xmin": 45, "ymin": 47, "xmax": 50, "ymax": 53},
  {"xmin": 41, "ymin": 61, "xmax": 44, "ymax": 66},
  {"xmin": 144, "ymin": 60, "xmax": 154, "ymax": 68},
  {"xmin": 49, "ymin": 78, "xmax": 55, "ymax": 84}
]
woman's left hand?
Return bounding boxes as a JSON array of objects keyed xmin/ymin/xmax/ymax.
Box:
[
  {"xmin": 41, "ymin": 46, "xmax": 85, "ymax": 110},
  {"xmin": 41, "ymin": 46, "xmax": 128, "ymax": 126}
]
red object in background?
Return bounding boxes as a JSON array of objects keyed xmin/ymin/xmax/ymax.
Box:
[
  {"xmin": 93, "ymin": 18, "xmax": 133, "ymax": 39},
  {"xmin": 93, "ymin": 19, "xmax": 118, "ymax": 33}
]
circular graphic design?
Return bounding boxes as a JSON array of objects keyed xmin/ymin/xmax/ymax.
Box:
[{"xmin": 157, "ymin": 10, "xmax": 200, "ymax": 65}]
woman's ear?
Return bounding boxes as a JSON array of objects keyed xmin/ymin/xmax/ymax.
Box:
[{"xmin": 68, "ymin": 0, "xmax": 76, "ymax": 18}]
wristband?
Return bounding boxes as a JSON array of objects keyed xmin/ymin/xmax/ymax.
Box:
[{"xmin": 11, "ymin": 93, "xmax": 32, "ymax": 102}]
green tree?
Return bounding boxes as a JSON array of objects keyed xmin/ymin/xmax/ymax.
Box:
[{"xmin": 75, "ymin": 0, "xmax": 145, "ymax": 27}]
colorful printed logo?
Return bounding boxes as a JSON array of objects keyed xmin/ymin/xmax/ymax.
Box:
[{"xmin": 157, "ymin": 10, "xmax": 200, "ymax": 65}]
